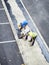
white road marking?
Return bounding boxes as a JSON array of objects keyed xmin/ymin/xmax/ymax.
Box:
[
  {"xmin": 0, "ymin": 22, "xmax": 9, "ymax": 25},
  {"xmin": 0, "ymin": 40, "xmax": 16, "ymax": 44}
]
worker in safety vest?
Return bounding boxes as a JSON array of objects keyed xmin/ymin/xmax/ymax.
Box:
[
  {"xmin": 27, "ymin": 31, "xmax": 37, "ymax": 45},
  {"xmin": 18, "ymin": 20, "xmax": 28, "ymax": 30},
  {"xmin": 20, "ymin": 26, "xmax": 30, "ymax": 38}
]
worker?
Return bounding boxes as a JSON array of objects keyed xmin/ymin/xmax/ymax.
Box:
[
  {"xmin": 21, "ymin": 26, "xmax": 30, "ymax": 40},
  {"xmin": 18, "ymin": 20, "xmax": 28, "ymax": 30},
  {"xmin": 27, "ymin": 31, "xmax": 37, "ymax": 46},
  {"xmin": 20, "ymin": 30, "xmax": 37, "ymax": 46}
]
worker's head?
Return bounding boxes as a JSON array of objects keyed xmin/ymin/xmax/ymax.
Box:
[{"xmin": 18, "ymin": 23, "xmax": 22, "ymax": 30}]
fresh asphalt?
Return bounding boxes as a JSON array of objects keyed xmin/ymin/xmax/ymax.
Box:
[{"xmin": 22, "ymin": 0, "xmax": 49, "ymax": 47}]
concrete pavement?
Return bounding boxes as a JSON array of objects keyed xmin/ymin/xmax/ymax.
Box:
[{"xmin": 3, "ymin": 0, "xmax": 49, "ymax": 65}]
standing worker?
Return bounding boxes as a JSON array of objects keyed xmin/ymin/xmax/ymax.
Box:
[{"xmin": 26, "ymin": 31, "xmax": 37, "ymax": 46}]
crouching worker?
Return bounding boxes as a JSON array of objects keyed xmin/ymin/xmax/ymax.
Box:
[
  {"xmin": 17, "ymin": 20, "xmax": 28, "ymax": 31},
  {"xmin": 26, "ymin": 31, "xmax": 37, "ymax": 46},
  {"xmin": 19, "ymin": 26, "xmax": 30, "ymax": 39},
  {"xmin": 21, "ymin": 26, "xmax": 30, "ymax": 39}
]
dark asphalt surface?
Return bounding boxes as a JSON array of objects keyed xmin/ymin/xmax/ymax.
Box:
[
  {"xmin": 0, "ymin": 0, "xmax": 24, "ymax": 65},
  {"xmin": 0, "ymin": 0, "xmax": 4, "ymax": 8},
  {"xmin": 0, "ymin": 24, "xmax": 15, "ymax": 41},
  {"xmin": 0, "ymin": 42, "xmax": 24, "ymax": 65},
  {"xmin": 22, "ymin": 0, "xmax": 49, "ymax": 47},
  {"xmin": 0, "ymin": 10, "xmax": 9, "ymax": 23}
]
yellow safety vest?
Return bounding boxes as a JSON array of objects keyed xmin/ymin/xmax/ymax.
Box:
[{"xmin": 28, "ymin": 32, "xmax": 37, "ymax": 38}]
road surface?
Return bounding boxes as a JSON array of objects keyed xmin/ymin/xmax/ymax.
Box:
[{"xmin": 0, "ymin": 0, "xmax": 24, "ymax": 65}]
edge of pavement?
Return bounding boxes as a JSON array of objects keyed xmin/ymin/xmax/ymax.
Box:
[{"xmin": 20, "ymin": 0, "xmax": 49, "ymax": 52}]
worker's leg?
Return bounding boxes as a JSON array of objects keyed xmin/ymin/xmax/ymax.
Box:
[
  {"xmin": 27, "ymin": 36, "xmax": 35, "ymax": 46},
  {"xmin": 31, "ymin": 39, "xmax": 35, "ymax": 46},
  {"xmin": 27, "ymin": 36, "xmax": 32, "ymax": 42},
  {"xmin": 31, "ymin": 37, "xmax": 37, "ymax": 46},
  {"xmin": 23, "ymin": 34, "xmax": 28, "ymax": 40}
]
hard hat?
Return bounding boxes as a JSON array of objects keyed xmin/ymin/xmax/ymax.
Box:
[{"xmin": 21, "ymin": 20, "xmax": 28, "ymax": 28}]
